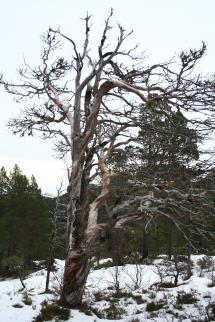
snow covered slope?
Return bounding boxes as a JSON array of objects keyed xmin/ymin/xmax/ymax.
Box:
[{"xmin": 0, "ymin": 256, "xmax": 214, "ymax": 322}]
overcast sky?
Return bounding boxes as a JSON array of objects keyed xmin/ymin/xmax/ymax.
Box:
[{"xmin": 0, "ymin": 0, "xmax": 214, "ymax": 193}]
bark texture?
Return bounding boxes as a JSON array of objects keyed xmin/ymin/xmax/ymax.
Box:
[{"xmin": 61, "ymin": 251, "xmax": 89, "ymax": 306}]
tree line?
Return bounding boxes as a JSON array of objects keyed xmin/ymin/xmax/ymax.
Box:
[{"xmin": 0, "ymin": 165, "xmax": 51, "ymax": 275}]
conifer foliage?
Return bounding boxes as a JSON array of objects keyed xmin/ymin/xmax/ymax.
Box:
[{"xmin": 0, "ymin": 165, "xmax": 51, "ymax": 275}]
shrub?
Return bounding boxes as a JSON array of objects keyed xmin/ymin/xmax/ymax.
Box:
[
  {"xmin": 77, "ymin": 303, "xmax": 93, "ymax": 316},
  {"xmin": 77, "ymin": 302, "xmax": 105, "ymax": 319},
  {"xmin": 146, "ymin": 301, "xmax": 164, "ymax": 312},
  {"xmin": 1, "ymin": 256, "xmax": 23, "ymax": 277},
  {"xmin": 209, "ymin": 303, "xmax": 215, "ymax": 320},
  {"xmin": 104, "ymin": 302, "xmax": 126, "ymax": 319},
  {"xmin": 22, "ymin": 291, "xmax": 32, "ymax": 305},
  {"xmin": 159, "ymin": 282, "xmax": 175, "ymax": 288},
  {"xmin": 197, "ymin": 256, "xmax": 214, "ymax": 277},
  {"xmin": 131, "ymin": 294, "xmax": 145, "ymax": 304},
  {"xmin": 176, "ymin": 291, "xmax": 198, "ymax": 305},
  {"xmin": 111, "ymin": 291, "xmax": 145, "ymax": 304},
  {"xmin": 94, "ymin": 291, "xmax": 103, "ymax": 301},
  {"xmin": 32, "ymin": 302, "xmax": 70, "ymax": 321}
]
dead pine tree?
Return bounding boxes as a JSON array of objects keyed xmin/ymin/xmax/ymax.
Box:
[{"xmin": 1, "ymin": 11, "xmax": 215, "ymax": 307}]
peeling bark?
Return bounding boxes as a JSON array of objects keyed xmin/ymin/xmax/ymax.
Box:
[{"xmin": 61, "ymin": 251, "xmax": 89, "ymax": 306}]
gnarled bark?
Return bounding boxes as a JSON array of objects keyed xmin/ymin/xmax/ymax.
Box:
[{"xmin": 61, "ymin": 250, "xmax": 88, "ymax": 306}]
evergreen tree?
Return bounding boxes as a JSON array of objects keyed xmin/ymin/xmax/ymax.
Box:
[
  {"xmin": 110, "ymin": 101, "xmax": 200, "ymax": 184},
  {"xmin": 0, "ymin": 165, "xmax": 51, "ymax": 273},
  {"xmin": 108, "ymin": 102, "xmax": 203, "ymax": 260},
  {"xmin": 20, "ymin": 175, "xmax": 51, "ymax": 266}
]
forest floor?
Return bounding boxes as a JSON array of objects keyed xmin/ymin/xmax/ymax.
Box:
[{"xmin": 0, "ymin": 255, "xmax": 215, "ymax": 322}]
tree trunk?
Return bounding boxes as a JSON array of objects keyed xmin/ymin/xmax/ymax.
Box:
[
  {"xmin": 45, "ymin": 258, "xmax": 54, "ymax": 293},
  {"xmin": 60, "ymin": 129, "xmax": 89, "ymax": 306},
  {"xmin": 61, "ymin": 117, "xmax": 114, "ymax": 307},
  {"xmin": 167, "ymin": 219, "xmax": 173, "ymax": 260},
  {"xmin": 186, "ymin": 214, "xmax": 192, "ymax": 278},
  {"xmin": 142, "ymin": 229, "xmax": 149, "ymax": 260},
  {"xmin": 60, "ymin": 176, "xmax": 104, "ymax": 307},
  {"xmin": 111, "ymin": 227, "xmax": 124, "ymax": 266},
  {"xmin": 60, "ymin": 179, "xmax": 88, "ymax": 307},
  {"xmin": 61, "ymin": 250, "xmax": 89, "ymax": 307}
]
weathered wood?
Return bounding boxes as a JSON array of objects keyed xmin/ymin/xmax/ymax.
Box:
[{"xmin": 61, "ymin": 251, "xmax": 88, "ymax": 307}]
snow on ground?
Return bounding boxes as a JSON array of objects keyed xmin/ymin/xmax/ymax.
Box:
[{"xmin": 0, "ymin": 256, "xmax": 214, "ymax": 321}]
